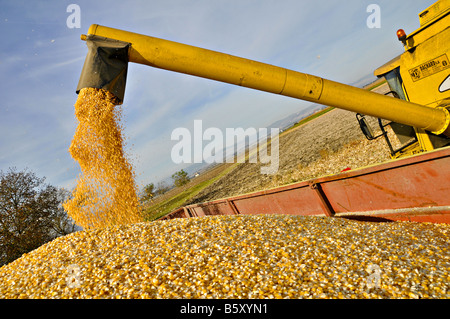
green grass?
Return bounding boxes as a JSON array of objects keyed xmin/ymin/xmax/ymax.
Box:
[{"xmin": 144, "ymin": 164, "xmax": 236, "ymax": 221}]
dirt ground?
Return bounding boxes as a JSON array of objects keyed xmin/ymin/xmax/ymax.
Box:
[{"xmin": 185, "ymin": 83, "xmax": 401, "ymax": 205}]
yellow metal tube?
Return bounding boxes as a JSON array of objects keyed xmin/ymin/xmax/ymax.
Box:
[{"xmin": 83, "ymin": 24, "xmax": 450, "ymax": 137}]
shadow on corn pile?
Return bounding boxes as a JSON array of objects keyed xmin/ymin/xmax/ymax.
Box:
[{"xmin": 0, "ymin": 215, "xmax": 448, "ymax": 299}]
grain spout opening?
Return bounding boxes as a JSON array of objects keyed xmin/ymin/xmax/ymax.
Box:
[{"xmin": 76, "ymin": 35, "xmax": 130, "ymax": 104}]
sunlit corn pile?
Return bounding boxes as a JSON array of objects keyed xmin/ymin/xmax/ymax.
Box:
[
  {"xmin": 63, "ymin": 88, "xmax": 143, "ymax": 230},
  {"xmin": 0, "ymin": 215, "xmax": 448, "ymax": 299}
]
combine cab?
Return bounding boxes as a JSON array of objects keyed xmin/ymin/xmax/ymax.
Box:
[
  {"xmin": 77, "ymin": 0, "xmax": 450, "ymax": 223},
  {"xmin": 358, "ymin": 0, "xmax": 450, "ymax": 159}
]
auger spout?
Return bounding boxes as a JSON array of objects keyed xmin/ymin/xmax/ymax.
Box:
[{"xmin": 77, "ymin": 24, "xmax": 450, "ymax": 137}]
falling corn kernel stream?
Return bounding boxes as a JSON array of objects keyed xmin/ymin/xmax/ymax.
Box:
[{"xmin": 63, "ymin": 88, "xmax": 143, "ymax": 230}]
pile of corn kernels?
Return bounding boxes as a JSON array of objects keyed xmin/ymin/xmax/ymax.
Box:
[{"xmin": 0, "ymin": 215, "xmax": 448, "ymax": 299}]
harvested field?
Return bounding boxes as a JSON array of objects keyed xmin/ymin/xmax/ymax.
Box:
[{"xmin": 186, "ymin": 106, "xmax": 399, "ymax": 205}]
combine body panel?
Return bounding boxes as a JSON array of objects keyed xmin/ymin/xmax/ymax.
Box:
[
  {"xmin": 373, "ymin": 0, "xmax": 450, "ymax": 158},
  {"xmin": 76, "ymin": 0, "xmax": 450, "ymax": 223}
]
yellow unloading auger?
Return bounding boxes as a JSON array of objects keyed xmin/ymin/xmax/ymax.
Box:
[
  {"xmin": 77, "ymin": 24, "xmax": 450, "ymax": 139},
  {"xmin": 76, "ymin": 3, "xmax": 450, "ymax": 224}
]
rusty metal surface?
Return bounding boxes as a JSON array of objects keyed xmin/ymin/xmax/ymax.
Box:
[{"xmin": 162, "ymin": 147, "xmax": 450, "ymax": 224}]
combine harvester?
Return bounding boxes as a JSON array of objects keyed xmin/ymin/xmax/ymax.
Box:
[{"xmin": 77, "ymin": 0, "xmax": 450, "ymax": 223}]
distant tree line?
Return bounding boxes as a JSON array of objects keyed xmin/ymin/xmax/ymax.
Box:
[
  {"xmin": 0, "ymin": 167, "xmax": 78, "ymax": 266},
  {"xmin": 140, "ymin": 169, "xmax": 190, "ymax": 205}
]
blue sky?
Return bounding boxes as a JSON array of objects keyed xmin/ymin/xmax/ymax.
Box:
[{"xmin": 0, "ymin": 0, "xmax": 435, "ymax": 191}]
